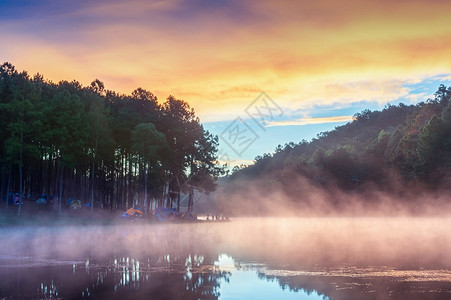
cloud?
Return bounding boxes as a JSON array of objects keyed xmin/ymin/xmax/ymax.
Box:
[
  {"xmin": 266, "ymin": 116, "xmax": 354, "ymax": 127},
  {"xmin": 1, "ymin": 0, "xmax": 451, "ymax": 121}
]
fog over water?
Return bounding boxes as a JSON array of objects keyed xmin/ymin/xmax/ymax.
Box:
[
  {"xmin": 0, "ymin": 217, "xmax": 450, "ymax": 299},
  {"xmin": 2, "ymin": 218, "xmax": 449, "ymax": 267}
]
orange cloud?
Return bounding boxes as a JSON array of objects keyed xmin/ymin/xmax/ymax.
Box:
[
  {"xmin": 266, "ymin": 116, "xmax": 354, "ymax": 127},
  {"xmin": 1, "ymin": 0, "xmax": 450, "ymax": 122}
]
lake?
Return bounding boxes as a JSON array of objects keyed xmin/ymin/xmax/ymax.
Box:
[{"xmin": 0, "ymin": 217, "xmax": 450, "ymax": 299}]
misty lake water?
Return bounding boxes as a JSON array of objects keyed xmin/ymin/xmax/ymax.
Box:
[{"xmin": 0, "ymin": 217, "xmax": 450, "ymax": 299}]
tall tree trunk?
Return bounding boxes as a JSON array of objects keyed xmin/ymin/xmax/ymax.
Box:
[
  {"xmin": 188, "ymin": 186, "xmax": 194, "ymax": 212},
  {"xmin": 120, "ymin": 153, "xmax": 125, "ymax": 209},
  {"xmin": 54, "ymin": 158, "xmax": 59, "ymax": 209},
  {"xmin": 5, "ymin": 166, "xmax": 11, "ymax": 209},
  {"xmin": 17, "ymin": 164, "xmax": 23, "ymax": 216},
  {"xmin": 47, "ymin": 152, "xmax": 52, "ymax": 197},
  {"xmin": 91, "ymin": 155, "xmax": 95, "ymax": 214},
  {"xmin": 39, "ymin": 154, "xmax": 44, "ymax": 196},
  {"xmin": 127, "ymin": 153, "xmax": 132, "ymax": 209},
  {"xmin": 84, "ymin": 160, "xmax": 88, "ymax": 204},
  {"xmin": 0, "ymin": 168, "xmax": 4, "ymax": 209},
  {"xmin": 114, "ymin": 161, "xmax": 119, "ymax": 210},
  {"xmin": 58, "ymin": 163, "xmax": 63, "ymax": 215},
  {"xmin": 133, "ymin": 159, "xmax": 138, "ymax": 207},
  {"xmin": 17, "ymin": 118, "xmax": 24, "ymax": 217},
  {"xmin": 144, "ymin": 163, "xmax": 148, "ymax": 215},
  {"xmin": 118, "ymin": 155, "xmax": 122, "ymax": 209},
  {"xmin": 166, "ymin": 173, "xmax": 172, "ymax": 208},
  {"xmin": 176, "ymin": 176, "xmax": 181, "ymax": 212}
]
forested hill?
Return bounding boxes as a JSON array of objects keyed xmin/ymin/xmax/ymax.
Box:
[
  {"xmin": 221, "ymin": 85, "xmax": 451, "ymax": 214},
  {"xmin": 0, "ymin": 62, "xmax": 222, "ymax": 213}
]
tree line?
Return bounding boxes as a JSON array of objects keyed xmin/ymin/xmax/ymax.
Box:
[
  {"xmin": 226, "ymin": 84, "xmax": 451, "ymax": 208},
  {"xmin": 0, "ymin": 62, "xmax": 223, "ymax": 214}
]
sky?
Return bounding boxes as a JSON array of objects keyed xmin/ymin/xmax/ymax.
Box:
[{"xmin": 1, "ymin": 0, "xmax": 451, "ymax": 166}]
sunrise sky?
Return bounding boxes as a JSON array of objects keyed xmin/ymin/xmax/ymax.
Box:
[{"xmin": 1, "ymin": 0, "xmax": 451, "ymax": 165}]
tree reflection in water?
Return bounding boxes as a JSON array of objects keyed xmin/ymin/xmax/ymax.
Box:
[
  {"xmin": 0, "ymin": 253, "xmax": 231, "ymax": 299},
  {"xmin": 0, "ymin": 218, "xmax": 449, "ymax": 299},
  {"xmin": 0, "ymin": 224, "xmax": 233, "ymax": 299}
]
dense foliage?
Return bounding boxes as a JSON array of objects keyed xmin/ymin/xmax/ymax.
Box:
[
  {"xmin": 0, "ymin": 62, "xmax": 223, "ymax": 214},
  {"xmin": 226, "ymin": 85, "xmax": 451, "ymax": 209}
]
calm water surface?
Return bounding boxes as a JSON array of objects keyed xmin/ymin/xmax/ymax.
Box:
[{"xmin": 0, "ymin": 217, "xmax": 450, "ymax": 299}]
